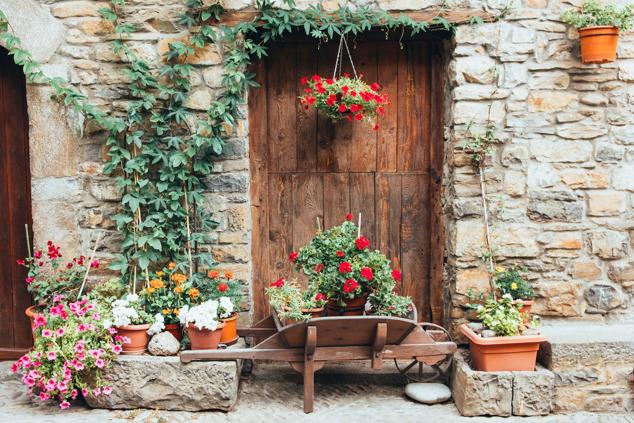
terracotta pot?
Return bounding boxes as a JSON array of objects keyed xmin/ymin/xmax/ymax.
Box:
[
  {"xmin": 116, "ymin": 324, "xmax": 150, "ymax": 355},
  {"xmin": 302, "ymin": 307, "xmax": 324, "ymax": 319},
  {"xmin": 325, "ymin": 296, "xmax": 367, "ymax": 316},
  {"xmin": 578, "ymin": 26, "xmax": 619, "ymax": 64},
  {"xmin": 25, "ymin": 306, "xmax": 37, "ymax": 343},
  {"xmin": 460, "ymin": 323, "xmax": 546, "ymax": 372},
  {"xmin": 164, "ymin": 323, "xmax": 182, "ymax": 342},
  {"xmin": 515, "ymin": 299, "xmax": 533, "ymax": 315},
  {"xmin": 187, "ymin": 322, "xmax": 225, "ymax": 350},
  {"xmin": 220, "ymin": 313, "xmax": 239, "ymax": 345}
]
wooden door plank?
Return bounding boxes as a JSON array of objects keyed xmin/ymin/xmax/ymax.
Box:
[
  {"xmin": 349, "ymin": 40, "xmax": 377, "ymax": 172},
  {"xmin": 323, "ymin": 173, "xmax": 350, "ymax": 230},
  {"xmin": 429, "ymin": 42, "xmax": 446, "ymax": 326},
  {"xmin": 268, "ymin": 174, "xmax": 294, "ymax": 289},
  {"xmin": 267, "ymin": 43, "xmax": 297, "ymax": 173},
  {"xmin": 292, "ymin": 173, "xmax": 324, "ymax": 251},
  {"xmin": 375, "ymin": 174, "xmax": 402, "ymax": 289},
  {"xmin": 376, "ymin": 40, "xmax": 398, "ymax": 172},
  {"xmin": 316, "ymin": 41, "xmax": 337, "ymax": 171},
  {"xmin": 401, "ymin": 174, "xmax": 430, "ymax": 322},
  {"xmin": 411, "ymin": 40, "xmax": 431, "ymax": 172},
  {"xmin": 249, "ymin": 58, "xmax": 270, "ymax": 322},
  {"xmin": 296, "ymin": 40, "xmax": 318, "ymax": 172},
  {"xmin": 349, "ymin": 173, "xmax": 375, "ymax": 247}
]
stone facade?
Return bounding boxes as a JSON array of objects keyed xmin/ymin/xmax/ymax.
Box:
[{"xmin": 1, "ymin": 0, "xmax": 633, "ymax": 380}]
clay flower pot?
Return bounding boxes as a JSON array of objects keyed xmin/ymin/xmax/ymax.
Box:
[
  {"xmin": 116, "ymin": 324, "xmax": 151, "ymax": 355},
  {"xmin": 164, "ymin": 323, "xmax": 182, "ymax": 342},
  {"xmin": 220, "ymin": 313, "xmax": 239, "ymax": 345},
  {"xmin": 25, "ymin": 306, "xmax": 37, "ymax": 343},
  {"xmin": 302, "ymin": 307, "xmax": 324, "ymax": 319},
  {"xmin": 325, "ymin": 295, "xmax": 367, "ymax": 316},
  {"xmin": 187, "ymin": 322, "xmax": 225, "ymax": 350},
  {"xmin": 460, "ymin": 323, "xmax": 546, "ymax": 372},
  {"xmin": 578, "ymin": 26, "xmax": 619, "ymax": 64},
  {"xmin": 513, "ymin": 299, "xmax": 534, "ymax": 316}
]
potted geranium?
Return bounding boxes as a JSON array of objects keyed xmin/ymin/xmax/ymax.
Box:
[
  {"xmin": 460, "ymin": 294, "xmax": 545, "ymax": 372},
  {"xmin": 17, "ymin": 241, "xmax": 99, "ymax": 338},
  {"xmin": 291, "ymin": 216, "xmax": 409, "ymax": 316},
  {"xmin": 266, "ymin": 279, "xmax": 326, "ymax": 325},
  {"xmin": 562, "ymin": 0, "xmax": 633, "ymax": 63},
  {"xmin": 299, "ymin": 73, "xmax": 389, "ymax": 130},
  {"xmin": 178, "ymin": 300, "xmax": 226, "ymax": 350},
  {"xmin": 494, "ymin": 265, "xmax": 535, "ymax": 315},
  {"xmin": 106, "ymin": 294, "xmax": 154, "ymax": 355},
  {"xmin": 12, "ymin": 296, "xmax": 124, "ymax": 409}
]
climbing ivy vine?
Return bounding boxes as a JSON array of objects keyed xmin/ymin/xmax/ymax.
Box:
[{"xmin": 0, "ymin": 0, "xmax": 497, "ymax": 286}]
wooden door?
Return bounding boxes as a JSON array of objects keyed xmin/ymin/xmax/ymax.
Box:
[
  {"xmin": 249, "ymin": 34, "xmax": 445, "ymax": 324},
  {"xmin": 0, "ymin": 47, "xmax": 33, "ymax": 358}
]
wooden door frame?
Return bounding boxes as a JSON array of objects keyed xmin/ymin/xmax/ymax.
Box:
[{"xmin": 248, "ymin": 32, "xmax": 447, "ymax": 326}]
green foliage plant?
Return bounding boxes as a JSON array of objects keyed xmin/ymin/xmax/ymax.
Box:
[
  {"xmin": 562, "ymin": 0, "xmax": 634, "ymax": 31},
  {"xmin": 494, "ymin": 265, "xmax": 534, "ymax": 301},
  {"xmin": 265, "ymin": 278, "xmax": 315, "ymax": 322},
  {"xmin": 476, "ymin": 294, "xmax": 523, "ymax": 337}
]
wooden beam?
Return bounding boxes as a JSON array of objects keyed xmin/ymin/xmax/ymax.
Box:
[{"xmin": 213, "ymin": 8, "xmax": 496, "ymax": 27}]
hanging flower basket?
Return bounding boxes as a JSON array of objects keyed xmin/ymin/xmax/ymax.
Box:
[{"xmin": 299, "ymin": 74, "xmax": 388, "ymax": 130}]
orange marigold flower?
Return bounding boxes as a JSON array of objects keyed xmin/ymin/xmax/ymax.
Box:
[
  {"xmin": 167, "ymin": 262, "xmax": 176, "ymax": 270},
  {"xmin": 156, "ymin": 271, "xmax": 164, "ymax": 277},
  {"xmin": 146, "ymin": 287, "xmax": 155, "ymax": 294},
  {"xmin": 171, "ymin": 273, "xmax": 187, "ymax": 284},
  {"xmin": 208, "ymin": 270, "xmax": 219, "ymax": 279},
  {"xmin": 174, "ymin": 286, "xmax": 184, "ymax": 294},
  {"xmin": 162, "ymin": 308, "xmax": 170, "ymax": 315},
  {"xmin": 224, "ymin": 271, "xmax": 233, "ymax": 279},
  {"xmin": 174, "ymin": 309, "xmax": 180, "ymax": 316},
  {"xmin": 188, "ymin": 288, "xmax": 200, "ymax": 299},
  {"xmin": 150, "ymin": 279, "xmax": 164, "ymax": 289}
]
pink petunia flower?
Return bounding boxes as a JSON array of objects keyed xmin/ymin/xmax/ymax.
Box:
[
  {"xmin": 59, "ymin": 400, "xmax": 70, "ymax": 409},
  {"xmin": 102, "ymin": 386, "xmax": 113, "ymax": 395},
  {"xmin": 56, "ymin": 328, "xmax": 65, "ymax": 337},
  {"xmin": 95, "ymin": 358, "xmax": 105, "ymax": 369},
  {"xmin": 39, "ymin": 392, "xmax": 50, "ymax": 401},
  {"xmin": 33, "ymin": 315, "xmax": 46, "ymax": 328},
  {"xmin": 47, "ymin": 351, "xmax": 56, "ymax": 361},
  {"xmin": 41, "ymin": 329, "xmax": 52, "ymax": 337}
]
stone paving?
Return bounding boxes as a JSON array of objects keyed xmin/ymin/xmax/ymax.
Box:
[{"xmin": 1, "ymin": 361, "xmax": 632, "ymax": 423}]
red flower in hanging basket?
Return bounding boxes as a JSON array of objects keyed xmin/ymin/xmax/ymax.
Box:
[
  {"xmin": 298, "ymin": 74, "xmax": 389, "ymax": 128},
  {"xmin": 270, "ymin": 278, "xmax": 285, "ymax": 288},
  {"xmin": 336, "ymin": 250, "xmax": 345, "ymax": 258},
  {"xmin": 345, "ymin": 213, "xmax": 353, "ymax": 221},
  {"xmin": 288, "ymin": 251, "xmax": 298, "ymax": 262},
  {"xmin": 392, "ymin": 269, "xmax": 402, "ymax": 282},
  {"xmin": 339, "ymin": 262, "xmax": 352, "ymax": 274}
]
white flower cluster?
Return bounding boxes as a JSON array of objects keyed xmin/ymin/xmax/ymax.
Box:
[
  {"xmin": 179, "ymin": 298, "xmax": 229, "ymax": 331},
  {"xmin": 110, "ymin": 294, "xmax": 141, "ymax": 327},
  {"xmin": 147, "ymin": 313, "xmax": 165, "ymax": 336},
  {"xmin": 218, "ymin": 296, "xmax": 234, "ymax": 319}
]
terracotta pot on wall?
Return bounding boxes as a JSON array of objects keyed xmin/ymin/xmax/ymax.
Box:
[
  {"xmin": 116, "ymin": 324, "xmax": 151, "ymax": 355},
  {"xmin": 460, "ymin": 323, "xmax": 546, "ymax": 372},
  {"xmin": 513, "ymin": 299, "xmax": 533, "ymax": 316},
  {"xmin": 187, "ymin": 322, "xmax": 225, "ymax": 350},
  {"xmin": 25, "ymin": 306, "xmax": 37, "ymax": 343},
  {"xmin": 578, "ymin": 26, "xmax": 619, "ymax": 64},
  {"xmin": 164, "ymin": 323, "xmax": 182, "ymax": 342},
  {"xmin": 220, "ymin": 313, "xmax": 239, "ymax": 345},
  {"xmin": 325, "ymin": 296, "xmax": 367, "ymax": 316}
]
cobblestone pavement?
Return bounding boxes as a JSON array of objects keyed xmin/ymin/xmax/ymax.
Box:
[{"xmin": 1, "ymin": 361, "xmax": 632, "ymax": 423}]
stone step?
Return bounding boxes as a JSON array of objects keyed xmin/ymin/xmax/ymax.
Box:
[{"xmin": 537, "ymin": 323, "xmax": 634, "ymax": 413}]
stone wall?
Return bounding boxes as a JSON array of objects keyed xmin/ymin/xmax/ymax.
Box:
[{"xmin": 1, "ymin": 0, "xmax": 633, "ymax": 328}]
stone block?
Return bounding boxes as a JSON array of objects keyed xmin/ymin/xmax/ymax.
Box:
[
  {"xmin": 533, "ymin": 280, "xmax": 582, "ymax": 317},
  {"xmin": 557, "ymin": 123, "xmax": 608, "ymax": 140},
  {"xmin": 528, "ymin": 71, "xmax": 570, "ymax": 90},
  {"xmin": 450, "ymin": 56, "xmax": 498, "ymax": 85},
  {"xmin": 560, "ymin": 168, "xmax": 608, "ymax": 189},
  {"xmin": 453, "ymin": 220, "xmax": 486, "ymax": 258},
  {"xmin": 528, "ymin": 189, "xmax": 583, "ymax": 222},
  {"xmin": 85, "ymin": 352, "xmax": 241, "ymax": 411},
  {"xmin": 612, "ymin": 126, "xmax": 634, "ymax": 145},
  {"xmin": 584, "ymin": 282, "xmax": 624, "ymax": 314},
  {"xmin": 453, "ymin": 101, "xmax": 505, "ymax": 125},
  {"xmin": 537, "ymin": 232, "xmax": 583, "ymax": 250},
  {"xmin": 184, "ymin": 88, "xmax": 213, "ymax": 111},
  {"xmin": 586, "ymin": 191, "xmax": 626, "ymax": 217},
  {"xmin": 530, "ymin": 139, "xmax": 593, "ymax": 163},
  {"xmin": 51, "ymin": 1, "xmax": 110, "ymax": 17},
  {"xmin": 569, "ymin": 260, "xmax": 601, "ymax": 281},
  {"xmin": 451, "ymin": 350, "xmax": 554, "ymax": 417},
  {"xmin": 527, "ymin": 91, "xmax": 577, "ymax": 112},
  {"xmin": 157, "ymin": 36, "xmax": 222, "ymax": 65},
  {"xmin": 595, "ymin": 142, "xmax": 624, "ymax": 162},
  {"xmin": 588, "ymin": 230, "xmax": 629, "ymax": 260},
  {"xmin": 608, "ymin": 261, "xmax": 634, "ymax": 284},
  {"xmin": 512, "ymin": 368, "xmax": 555, "ymax": 416},
  {"xmin": 612, "ymin": 164, "xmax": 634, "ymax": 191},
  {"xmin": 618, "ymin": 60, "xmax": 634, "ymax": 81},
  {"xmin": 494, "ymin": 225, "xmax": 540, "ymax": 258},
  {"xmin": 205, "ymin": 173, "xmax": 248, "ymax": 193},
  {"xmin": 455, "ymin": 267, "xmax": 490, "ymax": 295}
]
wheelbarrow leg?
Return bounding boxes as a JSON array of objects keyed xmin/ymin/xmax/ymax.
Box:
[{"xmin": 304, "ymin": 326, "xmax": 317, "ymax": 413}]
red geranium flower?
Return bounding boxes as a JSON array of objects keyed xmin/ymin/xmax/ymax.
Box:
[
  {"xmin": 300, "ymin": 76, "xmax": 308, "ymax": 85},
  {"xmin": 370, "ymin": 82, "xmax": 381, "ymax": 92},
  {"xmin": 288, "ymin": 251, "xmax": 298, "ymax": 262},
  {"xmin": 360, "ymin": 267, "xmax": 373, "ymax": 281},
  {"xmin": 373, "ymin": 124, "xmax": 380, "ymax": 131},
  {"xmin": 326, "ymin": 94, "xmax": 337, "ymax": 107},
  {"xmin": 338, "ymin": 104, "xmax": 347, "ymax": 113},
  {"xmin": 311, "ymin": 74, "xmax": 321, "ymax": 82},
  {"xmin": 355, "ymin": 236, "xmax": 370, "ymax": 250},
  {"xmin": 343, "ymin": 279, "xmax": 359, "ymax": 293},
  {"xmin": 341, "ymin": 85, "xmax": 349, "ymax": 94},
  {"xmin": 314, "ymin": 263, "xmax": 324, "ymax": 273},
  {"xmin": 325, "ymin": 78, "xmax": 334, "ymax": 85},
  {"xmin": 349, "ymin": 104, "xmax": 362, "ymax": 113},
  {"xmin": 305, "ymin": 96, "xmax": 316, "ymax": 105},
  {"xmin": 336, "ymin": 250, "xmax": 345, "ymax": 258},
  {"xmin": 315, "ymin": 293, "xmax": 327, "ymax": 302},
  {"xmin": 345, "ymin": 213, "xmax": 353, "ymax": 221},
  {"xmin": 270, "ymin": 278, "xmax": 285, "ymax": 288},
  {"xmin": 392, "ymin": 269, "xmax": 402, "ymax": 282},
  {"xmin": 304, "ymin": 87, "xmax": 312, "ymax": 94},
  {"xmin": 339, "ymin": 262, "xmax": 352, "ymax": 274},
  {"xmin": 217, "ymin": 283, "xmax": 228, "ymax": 292},
  {"xmin": 316, "ymin": 84, "xmax": 326, "ymax": 94},
  {"xmin": 354, "ymin": 113, "xmax": 363, "ymax": 121},
  {"xmin": 16, "ymin": 259, "xmax": 25, "ymax": 266}
]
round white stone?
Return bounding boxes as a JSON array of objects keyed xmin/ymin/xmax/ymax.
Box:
[{"xmin": 404, "ymin": 383, "xmax": 452, "ymax": 404}]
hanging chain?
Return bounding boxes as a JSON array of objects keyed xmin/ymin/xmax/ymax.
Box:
[{"xmin": 332, "ymin": 33, "xmax": 358, "ymax": 80}]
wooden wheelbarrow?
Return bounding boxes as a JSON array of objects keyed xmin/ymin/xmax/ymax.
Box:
[{"xmin": 180, "ymin": 315, "xmax": 457, "ymax": 413}]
